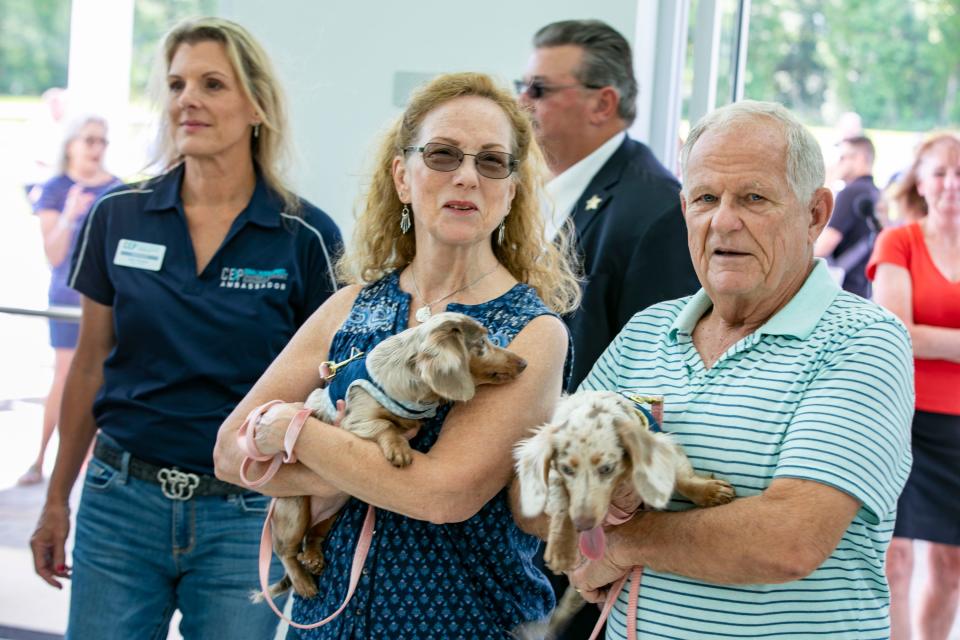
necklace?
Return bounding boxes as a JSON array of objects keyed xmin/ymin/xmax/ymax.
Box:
[{"xmin": 409, "ymin": 263, "xmax": 500, "ymax": 323}]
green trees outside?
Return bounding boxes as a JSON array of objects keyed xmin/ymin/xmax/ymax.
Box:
[
  {"xmin": 0, "ymin": 0, "xmax": 71, "ymax": 95},
  {"xmin": 746, "ymin": 0, "xmax": 960, "ymax": 130},
  {"xmin": 2, "ymin": 0, "xmax": 957, "ymax": 131},
  {"xmin": 0, "ymin": 0, "xmax": 214, "ymax": 100}
]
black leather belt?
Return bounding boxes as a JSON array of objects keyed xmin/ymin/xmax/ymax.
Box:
[{"xmin": 93, "ymin": 437, "xmax": 245, "ymax": 499}]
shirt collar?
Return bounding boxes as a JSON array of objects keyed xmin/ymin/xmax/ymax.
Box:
[
  {"xmin": 543, "ymin": 131, "xmax": 626, "ymax": 240},
  {"xmin": 669, "ymin": 259, "xmax": 840, "ymax": 342},
  {"xmin": 142, "ymin": 162, "xmax": 283, "ymax": 228}
]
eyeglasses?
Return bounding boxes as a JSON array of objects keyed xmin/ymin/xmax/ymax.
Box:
[
  {"xmin": 513, "ymin": 79, "xmax": 604, "ymax": 100},
  {"xmin": 404, "ymin": 142, "xmax": 518, "ymax": 179},
  {"xmin": 81, "ymin": 136, "xmax": 108, "ymax": 147}
]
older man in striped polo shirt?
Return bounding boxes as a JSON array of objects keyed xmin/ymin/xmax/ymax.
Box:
[{"xmin": 569, "ymin": 100, "xmax": 913, "ymax": 639}]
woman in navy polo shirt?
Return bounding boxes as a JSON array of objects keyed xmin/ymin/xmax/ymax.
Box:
[
  {"xmin": 29, "ymin": 18, "xmax": 342, "ymax": 640},
  {"xmin": 215, "ymin": 73, "xmax": 581, "ymax": 638},
  {"xmin": 18, "ymin": 114, "xmax": 121, "ymax": 486}
]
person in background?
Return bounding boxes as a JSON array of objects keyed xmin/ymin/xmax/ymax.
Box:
[
  {"xmin": 213, "ymin": 71, "xmax": 581, "ymax": 639},
  {"xmin": 24, "ymin": 87, "xmax": 70, "ymax": 203},
  {"xmin": 868, "ymin": 133, "xmax": 960, "ymax": 640},
  {"xmin": 517, "ymin": 19, "xmax": 699, "ymax": 393},
  {"xmin": 28, "ymin": 17, "xmax": 341, "ymax": 639},
  {"xmin": 814, "ymin": 135, "xmax": 880, "ymax": 297},
  {"xmin": 18, "ymin": 115, "xmax": 122, "ymax": 486}
]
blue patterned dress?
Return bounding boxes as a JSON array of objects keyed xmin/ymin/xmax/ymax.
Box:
[{"xmin": 291, "ymin": 270, "xmax": 571, "ymax": 639}]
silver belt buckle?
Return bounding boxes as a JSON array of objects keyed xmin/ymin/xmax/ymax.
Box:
[{"xmin": 157, "ymin": 468, "xmax": 200, "ymax": 500}]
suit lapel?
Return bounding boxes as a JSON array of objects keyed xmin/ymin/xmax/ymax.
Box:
[{"xmin": 571, "ymin": 137, "xmax": 632, "ymax": 239}]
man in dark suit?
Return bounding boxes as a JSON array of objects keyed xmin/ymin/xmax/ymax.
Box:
[
  {"xmin": 518, "ymin": 19, "xmax": 699, "ymax": 392},
  {"xmin": 517, "ymin": 19, "xmax": 700, "ymax": 638}
]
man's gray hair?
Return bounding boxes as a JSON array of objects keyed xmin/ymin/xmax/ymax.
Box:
[
  {"xmin": 534, "ymin": 19, "xmax": 637, "ymax": 126},
  {"xmin": 680, "ymin": 100, "xmax": 825, "ymax": 205}
]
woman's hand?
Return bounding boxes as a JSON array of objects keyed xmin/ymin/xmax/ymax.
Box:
[
  {"xmin": 30, "ymin": 501, "xmax": 72, "ymax": 589},
  {"xmin": 62, "ymin": 184, "xmax": 95, "ymax": 224},
  {"xmin": 253, "ymin": 401, "xmax": 305, "ymax": 456}
]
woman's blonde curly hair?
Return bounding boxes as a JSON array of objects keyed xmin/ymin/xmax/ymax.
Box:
[{"xmin": 337, "ymin": 72, "xmax": 581, "ymax": 315}]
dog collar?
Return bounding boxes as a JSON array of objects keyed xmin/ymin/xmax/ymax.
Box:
[{"xmin": 620, "ymin": 392, "xmax": 663, "ymax": 433}]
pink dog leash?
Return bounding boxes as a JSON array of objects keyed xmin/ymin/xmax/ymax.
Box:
[
  {"xmin": 587, "ymin": 503, "xmax": 644, "ymax": 640},
  {"xmin": 237, "ymin": 399, "xmax": 377, "ymax": 629},
  {"xmin": 257, "ymin": 500, "xmax": 376, "ymax": 630},
  {"xmin": 588, "ymin": 566, "xmax": 643, "ymax": 640}
]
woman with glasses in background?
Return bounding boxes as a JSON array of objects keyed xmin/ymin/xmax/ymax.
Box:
[
  {"xmin": 18, "ymin": 115, "xmax": 121, "ymax": 487},
  {"xmin": 29, "ymin": 18, "xmax": 341, "ymax": 639},
  {"xmin": 214, "ymin": 72, "xmax": 580, "ymax": 638}
]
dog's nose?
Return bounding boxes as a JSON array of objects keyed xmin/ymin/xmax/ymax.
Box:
[
  {"xmin": 516, "ymin": 358, "xmax": 527, "ymax": 372},
  {"xmin": 573, "ymin": 516, "xmax": 598, "ymax": 532}
]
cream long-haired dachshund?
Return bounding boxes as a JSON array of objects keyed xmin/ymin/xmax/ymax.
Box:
[
  {"xmin": 263, "ymin": 312, "xmax": 527, "ymax": 600},
  {"xmin": 514, "ymin": 390, "xmax": 735, "ymax": 637}
]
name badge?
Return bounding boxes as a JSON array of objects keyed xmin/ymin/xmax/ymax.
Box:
[{"xmin": 113, "ymin": 239, "xmax": 166, "ymax": 271}]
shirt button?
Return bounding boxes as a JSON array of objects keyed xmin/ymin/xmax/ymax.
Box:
[{"xmin": 362, "ymin": 568, "xmax": 369, "ymax": 575}]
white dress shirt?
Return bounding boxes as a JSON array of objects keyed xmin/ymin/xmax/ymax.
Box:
[{"xmin": 542, "ymin": 131, "xmax": 626, "ymax": 240}]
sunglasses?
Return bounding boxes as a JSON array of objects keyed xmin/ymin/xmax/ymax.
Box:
[
  {"xmin": 513, "ymin": 79, "xmax": 604, "ymax": 100},
  {"xmin": 404, "ymin": 142, "xmax": 518, "ymax": 179}
]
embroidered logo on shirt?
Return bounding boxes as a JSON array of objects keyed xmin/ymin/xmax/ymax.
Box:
[{"xmin": 220, "ymin": 267, "xmax": 288, "ymax": 290}]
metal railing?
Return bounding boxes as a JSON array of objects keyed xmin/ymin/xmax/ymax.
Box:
[{"xmin": 0, "ymin": 304, "xmax": 81, "ymax": 322}]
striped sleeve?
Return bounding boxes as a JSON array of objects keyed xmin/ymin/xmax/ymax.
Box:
[{"xmin": 776, "ymin": 318, "xmax": 914, "ymax": 523}]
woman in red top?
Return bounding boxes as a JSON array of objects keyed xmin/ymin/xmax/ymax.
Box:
[{"xmin": 868, "ymin": 133, "xmax": 960, "ymax": 640}]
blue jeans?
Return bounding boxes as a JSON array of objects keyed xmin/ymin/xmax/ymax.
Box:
[{"xmin": 67, "ymin": 449, "xmax": 286, "ymax": 639}]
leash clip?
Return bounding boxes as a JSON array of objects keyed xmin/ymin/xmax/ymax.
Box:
[
  {"xmin": 157, "ymin": 468, "xmax": 200, "ymax": 500},
  {"xmin": 320, "ymin": 346, "xmax": 364, "ymax": 382}
]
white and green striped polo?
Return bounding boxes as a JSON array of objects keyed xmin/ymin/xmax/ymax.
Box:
[{"xmin": 582, "ymin": 259, "xmax": 914, "ymax": 640}]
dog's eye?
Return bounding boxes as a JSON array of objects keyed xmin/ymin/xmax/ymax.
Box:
[
  {"xmin": 597, "ymin": 463, "xmax": 615, "ymax": 476},
  {"xmin": 559, "ymin": 464, "xmax": 574, "ymax": 476}
]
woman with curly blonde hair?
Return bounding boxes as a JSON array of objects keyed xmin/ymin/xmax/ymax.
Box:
[
  {"xmin": 339, "ymin": 71, "xmax": 580, "ymax": 314},
  {"xmin": 216, "ymin": 72, "xmax": 580, "ymax": 638}
]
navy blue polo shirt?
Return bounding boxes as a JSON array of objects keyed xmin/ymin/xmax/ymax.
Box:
[{"xmin": 69, "ymin": 164, "xmax": 342, "ymax": 474}]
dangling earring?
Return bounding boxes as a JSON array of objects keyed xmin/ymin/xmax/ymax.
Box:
[
  {"xmin": 400, "ymin": 204, "xmax": 412, "ymax": 234},
  {"xmin": 253, "ymin": 123, "xmax": 260, "ymax": 139},
  {"xmin": 497, "ymin": 217, "xmax": 506, "ymax": 245}
]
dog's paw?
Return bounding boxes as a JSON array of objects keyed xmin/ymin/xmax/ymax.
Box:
[
  {"xmin": 289, "ymin": 573, "xmax": 319, "ymax": 599},
  {"xmin": 697, "ymin": 476, "xmax": 736, "ymax": 507},
  {"xmin": 544, "ymin": 543, "xmax": 578, "ymax": 574},
  {"xmin": 298, "ymin": 549, "xmax": 326, "ymax": 575},
  {"xmin": 383, "ymin": 442, "xmax": 413, "ymax": 467}
]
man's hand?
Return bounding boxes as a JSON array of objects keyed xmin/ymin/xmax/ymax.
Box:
[
  {"xmin": 567, "ymin": 550, "xmax": 631, "ymax": 604},
  {"xmin": 30, "ymin": 501, "xmax": 72, "ymax": 589}
]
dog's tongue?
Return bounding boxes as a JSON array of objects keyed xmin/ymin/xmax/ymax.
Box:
[{"xmin": 578, "ymin": 526, "xmax": 606, "ymax": 560}]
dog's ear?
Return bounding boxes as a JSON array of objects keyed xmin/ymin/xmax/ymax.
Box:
[
  {"xmin": 615, "ymin": 411, "xmax": 677, "ymax": 509},
  {"xmin": 415, "ymin": 318, "xmax": 476, "ymax": 401},
  {"xmin": 513, "ymin": 424, "xmax": 555, "ymax": 517}
]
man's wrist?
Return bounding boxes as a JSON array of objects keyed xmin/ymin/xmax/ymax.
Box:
[{"xmin": 608, "ymin": 511, "xmax": 646, "ymax": 569}]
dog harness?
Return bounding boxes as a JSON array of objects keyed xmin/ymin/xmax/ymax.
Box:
[{"xmin": 313, "ymin": 357, "xmax": 440, "ymax": 421}]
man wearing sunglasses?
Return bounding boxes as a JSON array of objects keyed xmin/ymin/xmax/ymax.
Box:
[
  {"xmin": 518, "ymin": 19, "xmax": 700, "ymax": 639},
  {"xmin": 518, "ymin": 19, "xmax": 699, "ymax": 395}
]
